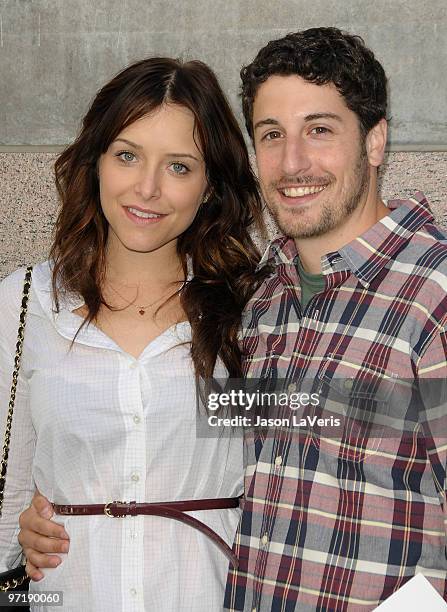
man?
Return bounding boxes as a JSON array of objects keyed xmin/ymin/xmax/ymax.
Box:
[
  {"xmin": 16, "ymin": 28, "xmax": 447, "ymax": 611},
  {"xmin": 223, "ymin": 28, "xmax": 447, "ymax": 610}
]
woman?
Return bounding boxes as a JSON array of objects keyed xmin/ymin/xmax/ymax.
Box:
[{"xmin": 0, "ymin": 57, "xmax": 265, "ymax": 610}]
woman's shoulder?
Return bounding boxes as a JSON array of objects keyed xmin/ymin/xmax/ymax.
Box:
[
  {"xmin": 0, "ymin": 261, "xmax": 52, "ymax": 313},
  {"xmin": 0, "ymin": 266, "xmax": 29, "ymax": 304}
]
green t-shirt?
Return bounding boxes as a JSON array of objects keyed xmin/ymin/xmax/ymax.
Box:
[{"xmin": 297, "ymin": 259, "xmax": 326, "ymax": 310}]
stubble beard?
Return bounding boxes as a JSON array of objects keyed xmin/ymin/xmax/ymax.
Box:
[{"xmin": 263, "ymin": 145, "xmax": 370, "ymax": 240}]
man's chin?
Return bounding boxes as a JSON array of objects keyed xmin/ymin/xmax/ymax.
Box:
[{"xmin": 270, "ymin": 207, "xmax": 320, "ymax": 239}]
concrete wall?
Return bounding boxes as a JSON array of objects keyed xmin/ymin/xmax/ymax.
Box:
[{"xmin": 1, "ymin": 0, "xmax": 446, "ymax": 147}]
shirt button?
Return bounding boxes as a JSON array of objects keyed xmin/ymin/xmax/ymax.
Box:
[
  {"xmin": 131, "ymin": 473, "xmax": 140, "ymax": 482},
  {"xmin": 130, "ymin": 588, "xmax": 137, "ymax": 597},
  {"xmin": 261, "ymin": 533, "xmax": 269, "ymax": 546},
  {"xmin": 133, "ymin": 414, "xmax": 141, "ymax": 424},
  {"xmin": 274, "ymin": 455, "xmax": 282, "ymax": 467},
  {"xmin": 287, "ymin": 383, "xmax": 296, "ymax": 393},
  {"xmin": 129, "ymin": 361, "xmax": 137, "ymax": 369},
  {"xmin": 344, "ymin": 379, "xmax": 354, "ymax": 391}
]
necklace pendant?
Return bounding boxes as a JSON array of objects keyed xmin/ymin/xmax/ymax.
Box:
[{"xmin": 138, "ymin": 308, "xmax": 146, "ymax": 316}]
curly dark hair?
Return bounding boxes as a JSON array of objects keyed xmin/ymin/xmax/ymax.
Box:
[
  {"xmin": 51, "ymin": 57, "xmax": 268, "ymax": 380},
  {"xmin": 241, "ymin": 27, "xmax": 388, "ymax": 139}
]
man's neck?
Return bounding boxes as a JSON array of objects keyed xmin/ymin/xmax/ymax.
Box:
[{"xmin": 296, "ymin": 192, "xmax": 389, "ymax": 274}]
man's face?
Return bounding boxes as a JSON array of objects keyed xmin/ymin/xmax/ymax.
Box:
[{"xmin": 252, "ymin": 75, "xmax": 371, "ymax": 240}]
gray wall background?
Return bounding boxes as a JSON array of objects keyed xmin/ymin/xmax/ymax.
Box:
[
  {"xmin": 0, "ymin": 1, "xmax": 446, "ymax": 279},
  {"xmin": 1, "ymin": 0, "xmax": 447, "ymax": 148}
]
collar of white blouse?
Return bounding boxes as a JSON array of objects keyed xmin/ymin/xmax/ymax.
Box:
[{"xmin": 30, "ymin": 260, "xmax": 192, "ymax": 359}]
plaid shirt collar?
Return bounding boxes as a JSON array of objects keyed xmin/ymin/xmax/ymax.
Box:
[{"xmin": 258, "ymin": 191, "xmax": 434, "ymax": 288}]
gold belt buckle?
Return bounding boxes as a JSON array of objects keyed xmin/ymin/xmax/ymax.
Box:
[{"xmin": 104, "ymin": 500, "xmax": 128, "ymax": 518}]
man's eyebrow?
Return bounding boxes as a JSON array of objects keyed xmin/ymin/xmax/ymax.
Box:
[
  {"xmin": 254, "ymin": 113, "xmax": 343, "ymax": 131},
  {"xmin": 253, "ymin": 118, "xmax": 280, "ymax": 131},
  {"xmin": 304, "ymin": 112, "xmax": 343, "ymax": 122}
]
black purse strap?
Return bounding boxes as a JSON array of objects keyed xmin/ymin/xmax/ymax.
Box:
[{"xmin": 0, "ymin": 266, "xmax": 33, "ymax": 514}]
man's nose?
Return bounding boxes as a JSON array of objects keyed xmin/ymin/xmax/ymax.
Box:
[{"xmin": 280, "ymin": 137, "xmax": 312, "ymax": 177}]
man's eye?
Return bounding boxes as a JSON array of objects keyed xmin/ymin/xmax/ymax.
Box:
[
  {"xmin": 170, "ymin": 162, "xmax": 189, "ymax": 174},
  {"xmin": 264, "ymin": 131, "xmax": 282, "ymax": 140},
  {"xmin": 311, "ymin": 126, "xmax": 330, "ymax": 135},
  {"xmin": 116, "ymin": 151, "xmax": 136, "ymax": 162}
]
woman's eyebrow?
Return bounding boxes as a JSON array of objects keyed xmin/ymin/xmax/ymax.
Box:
[
  {"xmin": 112, "ymin": 139, "xmax": 200, "ymax": 162},
  {"xmin": 113, "ymin": 137, "xmax": 143, "ymax": 149},
  {"xmin": 165, "ymin": 152, "xmax": 201, "ymax": 161}
]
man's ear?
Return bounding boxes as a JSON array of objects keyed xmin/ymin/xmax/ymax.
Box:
[{"xmin": 365, "ymin": 118, "xmax": 387, "ymax": 168}]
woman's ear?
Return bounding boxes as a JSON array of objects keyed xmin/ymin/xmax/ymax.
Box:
[{"xmin": 202, "ymin": 188, "xmax": 213, "ymax": 204}]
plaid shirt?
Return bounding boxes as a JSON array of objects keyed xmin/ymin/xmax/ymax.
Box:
[{"xmin": 225, "ymin": 193, "xmax": 447, "ymax": 611}]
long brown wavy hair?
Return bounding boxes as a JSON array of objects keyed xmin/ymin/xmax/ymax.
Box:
[{"xmin": 51, "ymin": 57, "xmax": 267, "ymax": 379}]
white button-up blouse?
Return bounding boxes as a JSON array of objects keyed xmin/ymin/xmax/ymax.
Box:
[{"xmin": 0, "ymin": 262, "xmax": 243, "ymax": 611}]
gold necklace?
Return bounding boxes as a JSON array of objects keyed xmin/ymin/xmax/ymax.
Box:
[{"xmin": 107, "ymin": 284, "xmax": 172, "ymax": 316}]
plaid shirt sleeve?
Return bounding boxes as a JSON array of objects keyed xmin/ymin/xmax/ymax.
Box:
[{"xmin": 418, "ymin": 326, "xmax": 447, "ymax": 551}]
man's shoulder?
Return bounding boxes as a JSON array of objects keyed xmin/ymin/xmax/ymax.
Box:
[
  {"xmin": 389, "ymin": 192, "xmax": 447, "ymax": 245},
  {"xmin": 385, "ymin": 214, "xmax": 447, "ymax": 326},
  {"xmin": 384, "ymin": 193, "xmax": 447, "ymax": 272},
  {"xmin": 399, "ymin": 216, "xmax": 447, "ymax": 272},
  {"xmin": 415, "ymin": 218, "xmax": 447, "ymax": 245}
]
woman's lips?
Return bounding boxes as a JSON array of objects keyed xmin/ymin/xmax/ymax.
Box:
[{"xmin": 124, "ymin": 206, "xmax": 167, "ymax": 225}]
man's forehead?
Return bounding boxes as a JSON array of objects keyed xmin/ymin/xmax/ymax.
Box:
[{"xmin": 252, "ymin": 74, "xmax": 349, "ymax": 121}]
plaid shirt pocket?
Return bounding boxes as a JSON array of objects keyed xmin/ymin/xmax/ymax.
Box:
[{"xmin": 310, "ymin": 353, "xmax": 397, "ymax": 462}]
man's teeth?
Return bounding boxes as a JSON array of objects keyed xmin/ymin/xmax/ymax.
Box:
[
  {"xmin": 282, "ymin": 185, "xmax": 326, "ymax": 197},
  {"xmin": 128, "ymin": 207, "xmax": 161, "ymax": 219}
]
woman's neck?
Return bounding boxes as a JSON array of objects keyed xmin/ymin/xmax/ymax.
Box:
[{"xmin": 104, "ymin": 241, "xmax": 184, "ymax": 289}]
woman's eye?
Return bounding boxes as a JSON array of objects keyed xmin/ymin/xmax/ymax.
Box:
[
  {"xmin": 116, "ymin": 151, "xmax": 136, "ymax": 163},
  {"xmin": 170, "ymin": 162, "xmax": 189, "ymax": 174}
]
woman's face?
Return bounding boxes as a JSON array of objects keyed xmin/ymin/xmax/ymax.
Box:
[{"xmin": 98, "ymin": 103, "xmax": 208, "ymax": 259}]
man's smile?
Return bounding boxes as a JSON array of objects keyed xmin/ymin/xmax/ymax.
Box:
[{"xmin": 280, "ymin": 185, "xmax": 327, "ymax": 198}]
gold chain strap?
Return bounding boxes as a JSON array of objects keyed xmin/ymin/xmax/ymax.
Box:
[
  {"xmin": 0, "ymin": 573, "xmax": 28, "ymax": 592},
  {"xmin": 0, "ymin": 266, "xmax": 33, "ymax": 515}
]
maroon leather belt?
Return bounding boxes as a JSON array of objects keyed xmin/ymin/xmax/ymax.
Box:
[{"xmin": 53, "ymin": 497, "xmax": 241, "ymax": 568}]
